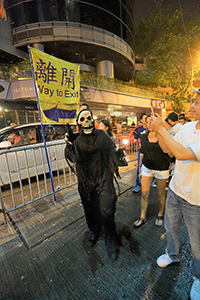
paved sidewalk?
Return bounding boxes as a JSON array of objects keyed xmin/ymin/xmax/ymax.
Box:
[{"xmin": 0, "ymin": 165, "xmax": 193, "ymax": 300}]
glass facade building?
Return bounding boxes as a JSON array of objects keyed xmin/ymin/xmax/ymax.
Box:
[
  {"xmin": 4, "ymin": 0, "xmax": 135, "ymax": 81},
  {"xmin": 5, "ymin": 0, "xmax": 134, "ymax": 47},
  {"xmin": 0, "ymin": 1, "xmax": 148, "ymax": 129}
]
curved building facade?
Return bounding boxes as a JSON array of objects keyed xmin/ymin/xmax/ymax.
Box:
[{"xmin": 4, "ymin": 0, "xmax": 135, "ymax": 81}]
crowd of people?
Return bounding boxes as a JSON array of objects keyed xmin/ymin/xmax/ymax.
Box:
[
  {"xmin": 130, "ymin": 98, "xmax": 199, "ymax": 300},
  {"xmin": 65, "ymin": 97, "xmax": 199, "ymax": 300},
  {"xmin": 7, "ymin": 87, "xmax": 199, "ymax": 298},
  {"xmin": 151, "ymin": 88, "xmax": 200, "ymax": 300}
]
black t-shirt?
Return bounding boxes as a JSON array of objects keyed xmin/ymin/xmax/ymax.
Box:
[{"xmin": 141, "ymin": 133, "xmax": 170, "ymax": 171}]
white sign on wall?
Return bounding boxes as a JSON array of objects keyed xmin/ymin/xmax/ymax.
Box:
[
  {"xmin": 81, "ymin": 87, "xmax": 165, "ymax": 109},
  {"xmin": 7, "ymin": 78, "xmax": 35, "ymax": 100}
]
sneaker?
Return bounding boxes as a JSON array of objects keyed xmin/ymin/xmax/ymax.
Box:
[
  {"xmin": 151, "ymin": 179, "xmax": 156, "ymax": 187},
  {"xmin": 190, "ymin": 278, "xmax": 200, "ymax": 300},
  {"xmin": 156, "ymin": 253, "xmax": 176, "ymax": 268},
  {"xmin": 133, "ymin": 185, "xmax": 141, "ymax": 192}
]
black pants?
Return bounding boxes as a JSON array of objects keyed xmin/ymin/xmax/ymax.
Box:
[{"xmin": 78, "ymin": 181, "xmax": 120, "ymax": 249}]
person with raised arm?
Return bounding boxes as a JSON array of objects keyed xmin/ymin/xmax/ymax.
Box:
[{"xmin": 150, "ymin": 87, "xmax": 200, "ymax": 300}]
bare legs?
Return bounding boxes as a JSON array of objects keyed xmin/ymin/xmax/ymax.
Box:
[
  {"xmin": 156, "ymin": 178, "xmax": 168, "ymax": 217},
  {"xmin": 140, "ymin": 175, "xmax": 152, "ymax": 219},
  {"xmin": 140, "ymin": 176, "xmax": 167, "ymax": 219}
]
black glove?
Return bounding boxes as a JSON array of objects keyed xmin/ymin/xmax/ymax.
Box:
[{"xmin": 65, "ymin": 123, "xmax": 79, "ymax": 144}]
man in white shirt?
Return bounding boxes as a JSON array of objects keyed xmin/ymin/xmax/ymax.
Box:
[{"xmin": 151, "ymin": 87, "xmax": 200, "ymax": 300}]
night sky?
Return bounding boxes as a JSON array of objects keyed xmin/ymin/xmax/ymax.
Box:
[{"xmin": 133, "ymin": 0, "xmax": 200, "ymax": 32}]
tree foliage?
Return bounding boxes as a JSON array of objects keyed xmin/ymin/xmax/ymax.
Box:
[
  {"xmin": 134, "ymin": 2, "xmax": 200, "ymax": 112},
  {"xmin": 0, "ymin": 60, "xmax": 31, "ymax": 81}
]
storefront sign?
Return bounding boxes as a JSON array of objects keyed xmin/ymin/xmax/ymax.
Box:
[
  {"xmin": 81, "ymin": 87, "xmax": 166, "ymax": 109},
  {"xmin": 7, "ymin": 78, "xmax": 36, "ymax": 100}
]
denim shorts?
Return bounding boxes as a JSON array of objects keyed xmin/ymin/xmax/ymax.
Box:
[{"xmin": 141, "ymin": 164, "xmax": 169, "ymax": 179}]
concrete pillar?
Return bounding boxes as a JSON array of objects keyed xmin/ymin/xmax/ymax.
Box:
[
  {"xmin": 78, "ymin": 64, "xmax": 95, "ymax": 72},
  {"xmin": 96, "ymin": 60, "xmax": 114, "ymax": 79},
  {"xmin": 33, "ymin": 43, "xmax": 44, "ymax": 52}
]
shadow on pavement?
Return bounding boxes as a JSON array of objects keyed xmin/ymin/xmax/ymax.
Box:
[{"xmin": 0, "ymin": 166, "xmax": 193, "ymax": 300}]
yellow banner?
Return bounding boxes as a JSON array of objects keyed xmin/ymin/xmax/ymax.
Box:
[{"xmin": 29, "ymin": 46, "xmax": 80, "ymax": 124}]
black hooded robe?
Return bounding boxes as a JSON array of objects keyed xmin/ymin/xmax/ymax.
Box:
[{"xmin": 65, "ymin": 129, "xmax": 123, "ymax": 253}]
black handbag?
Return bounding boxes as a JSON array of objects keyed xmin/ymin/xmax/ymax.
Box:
[{"xmin": 115, "ymin": 147, "xmax": 128, "ymax": 167}]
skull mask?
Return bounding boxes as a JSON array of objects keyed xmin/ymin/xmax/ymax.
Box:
[{"xmin": 77, "ymin": 109, "xmax": 95, "ymax": 135}]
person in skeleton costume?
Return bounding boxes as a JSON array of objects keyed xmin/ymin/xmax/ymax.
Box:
[{"xmin": 65, "ymin": 109, "xmax": 128, "ymax": 260}]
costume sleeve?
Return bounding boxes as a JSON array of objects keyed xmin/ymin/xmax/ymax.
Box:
[
  {"xmin": 64, "ymin": 143, "xmax": 77, "ymax": 163},
  {"xmin": 103, "ymin": 132, "xmax": 128, "ymax": 167}
]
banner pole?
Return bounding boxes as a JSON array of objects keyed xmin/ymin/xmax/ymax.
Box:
[{"xmin": 27, "ymin": 45, "xmax": 57, "ymax": 205}]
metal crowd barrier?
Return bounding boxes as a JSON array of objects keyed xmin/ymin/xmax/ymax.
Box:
[
  {"xmin": 0, "ymin": 138, "xmax": 137, "ymax": 225},
  {"xmin": 0, "ymin": 141, "xmax": 77, "ymax": 223},
  {"xmin": 115, "ymin": 134, "xmax": 139, "ymax": 160}
]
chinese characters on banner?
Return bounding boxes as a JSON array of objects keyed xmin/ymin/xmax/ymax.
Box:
[{"xmin": 28, "ymin": 46, "xmax": 80, "ymax": 124}]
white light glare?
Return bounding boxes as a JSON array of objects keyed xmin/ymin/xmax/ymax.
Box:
[{"xmin": 122, "ymin": 139, "xmax": 129, "ymax": 145}]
